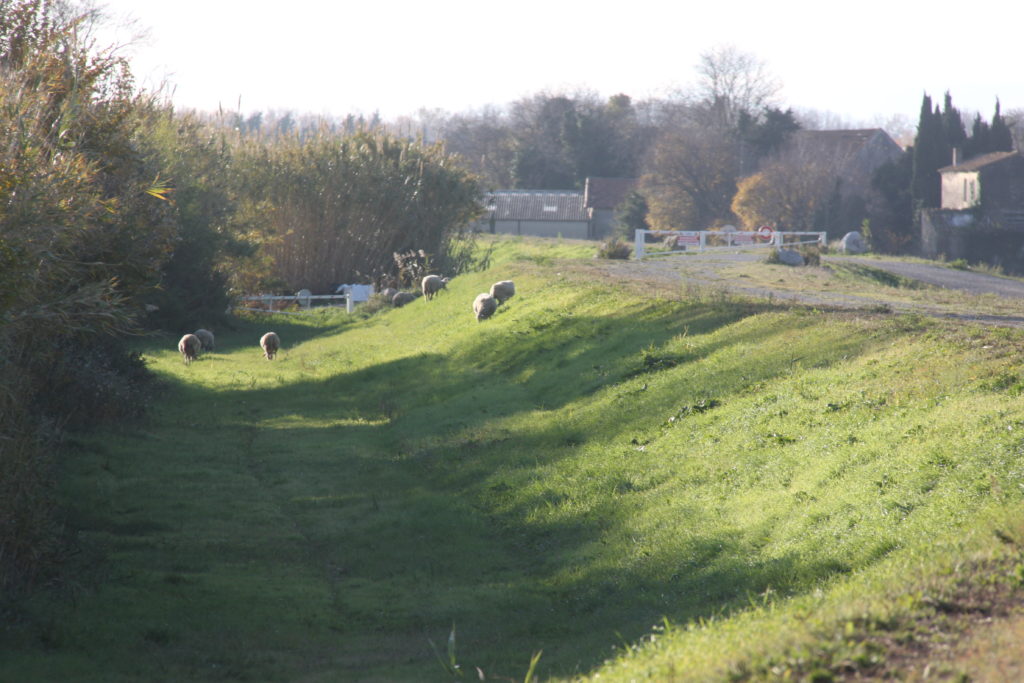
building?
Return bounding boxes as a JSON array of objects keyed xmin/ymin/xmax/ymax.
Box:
[
  {"xmin": 787, "ymin": 129, "xmax": 904, "ymax": 198},
  {"xmin": 584, "ymin": 177, "xmax": 637, "ymax": 239},
  {"xmin": 921, "ymin": 151, "xmax": 1024, "ymax": 270},
  {"xmin": 476, "ymin": 190, "xmax": 590, "ymax": 239},
  {"xmin": 474, "ymin": 178, "xmax": 639, "ymax": 240},
  {"xmin": 938, "ymin": 150, "xmax": 1024, "ymax": 215}
]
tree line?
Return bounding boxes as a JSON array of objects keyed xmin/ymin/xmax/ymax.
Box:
[{"xmin": 365, "ymin": 51, "xmax": 1020, "ymax": 253}]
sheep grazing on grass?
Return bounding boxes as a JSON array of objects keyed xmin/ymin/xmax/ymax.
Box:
[
  {"xmin": 194, "ymin": 328, "xmax": 215, "ymax": 352},
  {"xmin": 379, "ymin": 287, "xmax": 398, "ymax": 302},
  {"xmin": 473, "ymin": 292, "xmax": 497, "ymax": 322},
  {"xmin": 260, "ymin": 331, "xmax": 280, "ymax": 360},
  {"xmin": 421, "ymin": 274, "xmax": 450, "ymax": 300},
  {"xmin": 178, "ymin": 333, "xmax": 201, "ymax": 365},
  {"xmin": 392, "ymin": 291, "xmax": 417, "ymax": 307},
  {"xmin": 489, "ymin": 280, "xmax": 515, "ymax": 305}
]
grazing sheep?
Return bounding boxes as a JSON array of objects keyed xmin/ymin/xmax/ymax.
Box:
[
  {"xmin": 473, "ymin": 292, "xmax": 497, "ymax": 322},
  {"xmin": 178, "ymin": 333, "xmax": 201, "ymax": 365},
  {"xmin": 392, "ymin": 291, "xmax": 417, "ymax": 307},
  {"xmin": 260, "ymin": 331, "xmax": 280, "ymax": 360},
  {"xmin": 489, "ymin": 280, "xmax": 516, "ymax": 305},
  {"xmin": 194, "ymin": 328, "xmax": 215, "ymax": 352},
  {"xmin": 421, "ymin": 274, "xmax": 450, "ymax": 300},
  {"xmin": 379, "ymin": 287, "xmax": 398, "ymax": 302}
]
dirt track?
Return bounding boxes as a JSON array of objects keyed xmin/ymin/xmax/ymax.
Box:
[{"xmin": 584, "ymin": 252, "xmax": 1024, "ymax": 328}]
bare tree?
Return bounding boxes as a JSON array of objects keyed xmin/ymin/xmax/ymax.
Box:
[{"xmin": 693, "ymin": 45, "xmax": 782, "ymax": 130}]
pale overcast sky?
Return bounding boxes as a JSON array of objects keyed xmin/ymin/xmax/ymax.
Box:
[{"xmin": 95, "ymin": 0, "xmax": 1024, "ymax": 130}]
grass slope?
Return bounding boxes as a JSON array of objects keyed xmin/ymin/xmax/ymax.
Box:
[{"xmin": 3, "ymin": 237, "xmax": 1024, "ymax": 681}]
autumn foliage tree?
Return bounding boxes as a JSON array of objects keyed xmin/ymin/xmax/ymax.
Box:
[{"xmin": 731, "ymin": 157, "xmax": 838, "ymax": 231}]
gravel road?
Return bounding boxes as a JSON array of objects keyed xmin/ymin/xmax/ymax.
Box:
[{"xmin": 583, "ymin": 252, "xmax": 1024, "ymax": 327}]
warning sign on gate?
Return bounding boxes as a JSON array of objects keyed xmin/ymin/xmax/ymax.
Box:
[{"xmin": 757, "ymin": 225, "xmax": 774, "ymax": 240}]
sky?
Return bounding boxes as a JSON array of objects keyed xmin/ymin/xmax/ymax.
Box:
[{"xmin": 94, "ymin": 0, "xmax": 1024, "ymax": 135}]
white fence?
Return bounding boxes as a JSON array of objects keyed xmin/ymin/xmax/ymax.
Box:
[
  {"xmin": 634, "ymin": 229, "xmax": 827, "ymax": 259},
  {"xmin": 234, "ymin": 293, "xmax": 352, "ymax": 315},
  {"xmin": 235, "ymin": 285, "xmax": 378, "ymax": 315}
]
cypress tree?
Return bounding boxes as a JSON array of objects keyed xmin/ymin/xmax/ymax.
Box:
[
  {"xmin": 990, "ymin": 100, "xmax": 1014, "ymax": 152},
  {"xmin": 911, "ymin": 94, "xmax": 946, "ymax": 208},
  {"xmin": 967, "ymin": 114, "xmax": 990, "ymax": 159},
  {"xmin": 941, "ymin": 91, "xmax": 967, "ymax": 155}
]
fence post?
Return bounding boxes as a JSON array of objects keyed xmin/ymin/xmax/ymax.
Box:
[
  {"xmin": 634, "ymin": 229, "xmax": 646, "ymax": 259},
  {"xmin": 346, "ymin": 294, "xmax": 353, "ymax": 313},
  {"xmin": 699, "ymin": 231, "xmax": 706, "ymax": 252}
]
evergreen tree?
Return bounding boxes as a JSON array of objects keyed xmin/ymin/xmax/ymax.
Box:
[
  {"xmin": 613, "ymin": 190, "xmax": 650, "ymax": 238},
  {"xmin": 940, "ymin": 91, "xmax": 967, "ymax": 155},
  {"xmin": 966, "ymin": 113, "xmax": 990, "ymax": 159},
  {"xmin": 911, "ymin": 94, "xmax": 946, "ymax": 208},
  {"xmin": 991, "ymin": 100, "xmax": 1014, "ymax": 152}
]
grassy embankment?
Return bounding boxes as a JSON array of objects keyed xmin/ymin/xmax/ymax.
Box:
[{"xmin": 3, "ymin": 236, "xmax": 1024, "ymax": 681}]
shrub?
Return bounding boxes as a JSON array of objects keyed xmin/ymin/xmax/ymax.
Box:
[
  {"xmin": 801, "ymin": 245, "xmax": 822, "ymax": 266},
  {"xmin": 597, "ymin": 237, "xmax": 632, "ymax": 260}
]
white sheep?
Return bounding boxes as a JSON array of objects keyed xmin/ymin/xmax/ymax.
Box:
[
  {"xmin": 194, "ymin": 328, "xmax": 215, "ymax": 352},
  {"xmin": 379, "ymin": 287, "xmax": 398, "ymax": 302},
  {"xmin": 421, "ymin": 274, "xmax": 450, "ymax": 300},
  {"xmin": 489, "ymin": 280, "xmax": 516, "ymax": 305},
  {"xmin": 260, "ymin": 331, "xmax": 280, "ymax": 360},
  {"xmin": 392, "ymin": 291, "xmax": 417, "ymax": 307},
  {"xmin": 473, "ymin": 292, "xmax": 497, "ymax": 322},
  {"xmin": 178, "ymin": 333, "xmax": 201, "ymax": 365}
]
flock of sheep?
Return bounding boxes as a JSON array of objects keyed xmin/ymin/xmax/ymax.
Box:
[
  {"xmin": 176, "ymin": 275, "xmax": 514, "ymax": 364},
  {"xmin": 377, "ymin": 275, "xmax": 515, "ymax": 322},
  {"xmin": 176, "ymin": 329, "xmax": 279, "ymax": 364}
]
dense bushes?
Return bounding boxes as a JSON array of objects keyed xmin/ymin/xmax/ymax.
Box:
[
  {"xmin": 234, "ymin": 130, "xmax": 484, "ymax": 293},
  {"xmin": 0, "ymin": 0, "xmax": 173, "ymax": 593},
  {"xmin": 0, "ymin": 0, "xmax": 488, "ymax": 593}
]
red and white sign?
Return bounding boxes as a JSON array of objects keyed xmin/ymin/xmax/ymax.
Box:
[{"xmin": 757, "ymin": 225, "xmax": 774, "ymax": 240}]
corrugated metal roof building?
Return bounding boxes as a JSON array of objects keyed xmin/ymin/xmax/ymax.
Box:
[{"xmin": 475, "ymin": 190, "xmax": 592, "ymax": 239}]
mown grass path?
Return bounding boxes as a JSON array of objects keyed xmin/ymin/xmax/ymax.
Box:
[{"xmin": 5, "ymin": 238, "xmax": 1024, "ymax": 681}]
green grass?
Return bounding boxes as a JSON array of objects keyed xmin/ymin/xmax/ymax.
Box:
[{"xmin": 4, "ymin": 236, "xmax": 1024, "ymax": 681}]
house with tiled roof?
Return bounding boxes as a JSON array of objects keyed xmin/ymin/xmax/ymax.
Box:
[
  {"xmin": 938, "ymin": 150, "xmax": 1024, "ymax": 213},
  {"xmin": 921, "ymin": 150, "xmax": 1024, "ymax": 269},
  {"xmin": 788, "ymin": 129, "xmax": 904, "ymax": 197}
]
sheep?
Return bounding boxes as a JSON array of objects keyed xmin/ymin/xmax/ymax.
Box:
[
  {"xmin": 178, "ymin": 333, "xmax": 201, "ymax": 365},
  {"xmin": 379, "ymin": 287, "xmax": 398, "ymax": 302},
  {"xmin": 260, "ymin": 331, "xmax": 280, "ymax": 360},
  {"xmin": 392, "ymin": 291, "xmax": 417, "ymax": 307},
  {"xmin": 489, "ymin": 280, "xmax": 516, "ymax": 305},
  {"xmin": 473, "ymin": 292, "xmax": 497, "ymax": 322},
  {"xmin": 421, "ymin": 274, "xmax": 450, "ymax": 300},
  {"xmin": 194, "ymin": 328, "xmax": 215, "ymax": 352}
]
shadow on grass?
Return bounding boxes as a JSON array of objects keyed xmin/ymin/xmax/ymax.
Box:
[{"xmin": 48, "ymin": 300, "xmax": 896, "ymax": 680}]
